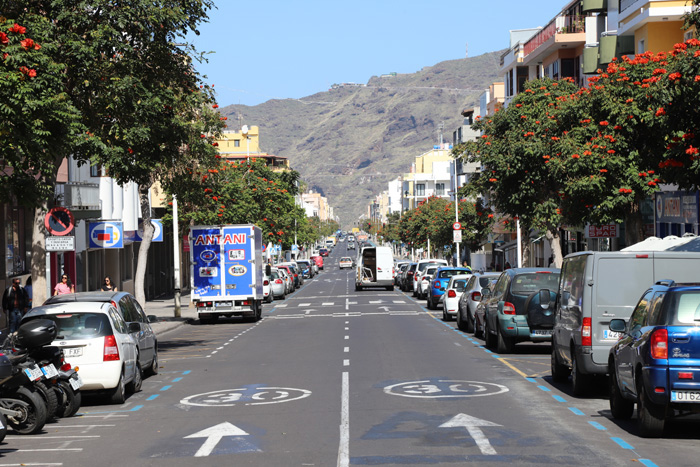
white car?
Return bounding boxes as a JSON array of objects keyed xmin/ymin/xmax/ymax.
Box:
[
  {"xmin": 263, "ymin": 275, "xmax": 272, "ymax": 302},
  {"xmin": 417, "ymin": 266, "xmax": 439, "ymax": 300},
  {"xmin": 277, "ymin": 268, "xmax": 294, "ymax": 294},
  {"xmin": 442, "ymin": 274, "xmax": 472, "ymax": 321},
  {"xmin": 24, "ymin": 301, "xmax": 140, "ymax": 404},
  {"xmin": 339, "ymin": 257, "xmax": 353, "ymax": 269}
]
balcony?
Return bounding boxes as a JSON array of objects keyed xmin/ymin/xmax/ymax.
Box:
[
  {"xmin": 620, "ymin": 0, "xmax": 637, "ymax": 14},
  {"xmin": 523, "ymin": 15, "xmax": 586, "ymax": 59},
  {"xmin": 56, "ymin": 182, "xmax": 100, "ymax": 210}
]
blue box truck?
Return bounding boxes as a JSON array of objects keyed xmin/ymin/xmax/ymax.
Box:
[{"xmin": 190, "ymin": 224, "xmax": 264, "ymax": 324}]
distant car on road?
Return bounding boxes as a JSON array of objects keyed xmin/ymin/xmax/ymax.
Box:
[
  {"xmin": 319, "ymin": 248, "xmax": 329, "ymax": 257},
  {"xmin": 339, "ymin": 257, "xmax": 353, "ymax": 269},
  {"xmin": 608, "ymin": 281, "xmax": 700, "ymax": 437}
]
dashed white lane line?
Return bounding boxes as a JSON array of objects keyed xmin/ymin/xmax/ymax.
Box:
[
  {"xmin": 344, "ymin": 347, "xmax": 349, "ymax": 352},
  {"xmin": 343, "ymin": 359, "xmax": 350, "ymax": 366},
  {"xmin": 344, "ymin": 336, "xmax": 349, "ymax": 340}
]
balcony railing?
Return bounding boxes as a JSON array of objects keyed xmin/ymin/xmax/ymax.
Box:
[
  {"xmin": 56, "ymin": 182, "xmax": 100, "ymax": 210},
  {"xmin": 523, "ymin": 15, "xmax": 586, "ymax": 57}
]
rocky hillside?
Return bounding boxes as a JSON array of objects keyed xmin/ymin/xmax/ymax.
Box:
[{"xmin": 220, "ymin": 50, "xmax": 504, "ymax": 227}]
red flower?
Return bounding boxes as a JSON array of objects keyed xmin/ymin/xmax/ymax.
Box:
[
  {"xmin": 668, "ymin": 72, "xmax": 682, "ymax": 82},
  {"xmin": 8, "ymin": 24, "xmax": 26, "ymax": 34},
  {"xmin": 200, "ymin": 134, "xmax": 206, "ymax": 138},
  {"xmin": 127, "ymin": 148, "xmax": 134, "ymax": 154},
  {"xmin": 0, "ymin": 32, "xmax": 8, "ymax": 45},
  {"xmin": 20, "ymin": 38, "xmax": 35, "ymax": 49},
  {"xmin": 599, "ymin": 169, "xmax": 608, "ymax": 173},
  {"xmin": 686, "ymin": 146, "xmax": 699, "ymax": 155},
  {"xmin": 212, "ymin": 104, "xmax": 219, "ymax": 109},
  {"xmin": 599, "ymin": 121, "xmax": 609, "ymax": 126},
  {"xmin": 571, "ymin": 154, "xmax": 580, "ymax": 159},
  {"xmin": 655, "ymin": 107, "xmax": 666, "ymax": 117}
]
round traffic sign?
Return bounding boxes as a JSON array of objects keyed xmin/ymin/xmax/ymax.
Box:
[
  {"xmin": 453, "ymin": 222, "xmax": 462, "ymax": 230},
  {"xmin": 44, "ymin": 207, "xmax": 75, "ymax": 236}
]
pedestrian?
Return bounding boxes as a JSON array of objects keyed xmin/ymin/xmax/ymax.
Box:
[
  {"xmin": 2, "ymin": 278, "xmax": 29, "ymax": 333},
  {"xmin": 25, "ymin": 276, "xmax": 33, "ymax": 309},
  {"xmin": 100, "ymin": 276, "xmax": 118, "ymax": 292},
  {"xmin": 54, "ymin": 274, "xmax": 75, "ymax": 296}
]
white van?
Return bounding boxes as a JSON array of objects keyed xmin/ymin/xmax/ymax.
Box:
[
  {"xmin": 551, "ymin": 250, "xmax": 700, "ymax": 396},
  {"xmin": 356, "ymin": 246, "xmax": 394, "ymax": 291}
]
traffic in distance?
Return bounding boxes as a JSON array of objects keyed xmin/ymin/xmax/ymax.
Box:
[{"xmin": 2, "ymin": 224, "xmax": 700, "ymax": 466}]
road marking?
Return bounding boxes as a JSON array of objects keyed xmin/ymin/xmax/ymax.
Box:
[
  {"xmin": 343, "ymin": 359, "xmax": 349, "ymax": 366},
  {"xmin": 454, "ymin": 342, "xmax": 462, "ymax": 347},
  {"xmin": 161, "ymin": 386, "xmax": 172, "ymax": 391},
  {"xmin": 344, "ymin": 336, "xmax": 349, "ymax": 340},
  {"xmin": 568, "ymin": 407, "xmax": 584, "ymax": 415},
  {"xmin": 338, "ymin": 371, "xmax": 349, "ymax": 467},
  {"xmin": 344, "ymin": 347, "xmax": 349, "ymax": 352},
  {"xmin": 305, "ymin": 310, "xmax": 311, "ymax": 315},
  {"xmin": 323, "ymin": 302, "xmax": 335, "ymax": 306},
  {"xmin": 439, "ymin": 413, "xmax": 500, "ymax": 455},
  {"xmin": 6, "ymin": 435, "xmax": 99, "ymax": 439},
  {"xmin": 552, "ymin": 395, "xmax": 566, "ymax": 402},
  {"xmin": 393, "ymin": 300, "xmax": 406, "ymax": 304},
  {"xmin": 147, "ymin": 395, "xmax": 159, "ymax": 401},
  {"xmin": 0, "ymin": 449, "xmax": 82, "ymax": 452},
  {"xmin": 345, "ymin": 327, "xmax": 349, "ymax": 330},
  {"xmin": 298, "ymin": 303, "xmax": 311, "ymax": 307},
  {"xmin": 589, "ymin": 421, "xmax": 607, "ymax": 431},
  {"xmin": 611, "ymin": 437, "xmax": 634, "ymax": 449},
  {"xmin": 537, "ymin": 385, "xmax": 551, "ymax": 392},
  {"xmin": 276, "ymin": 304, "xmax": 288, "ymax": 308},
  {"xmin": 638, "ymin": 460, "xmax": 659, "ymax": 467},
  {"xmin": 185, "ymin": 422, "xmax": 251, "ymax": 457}
]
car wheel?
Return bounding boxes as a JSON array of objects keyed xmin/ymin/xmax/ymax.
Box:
[
  {"xmin": 571, "ymin": 351, "xmax": 592, "ymax": 397},
  {"xmin": 637, "ymin": 377, "xmax": 666, "ymax": 437},
  {"xmin": 497, "ymin": 328, "xmax": 514, "ymax": 353},
  {"xmin": 551, "ymin": 344, "xmax": 571, "ymax": 383},
  {"xmin": 108, "ymin": 370, "xmax": 126, "ymax": 404},
  {"xmin": 609, "ymin": 362, "xmax": 634, "ymax": 420},
  {"xmin": 127, "ymin": 361, "xmax": 143, "ymax": 394},
  {"xmin": 146, "ymin": 346, "xmax": 159, "ymax": 376}
]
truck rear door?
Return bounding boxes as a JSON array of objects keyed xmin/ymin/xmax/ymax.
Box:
[
  {"xmin": 222, "ymin": 225, "xmax": 255, "ymax": 298},
  {"xmin": 191, "ymin": 227, "xmax": 223, "ymax": 298}
]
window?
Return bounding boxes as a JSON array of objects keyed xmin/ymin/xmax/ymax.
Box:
[
  {"xmin": 638, "ymin": 39, "xmax": 645, "ymax": 54},
  {"xmin": 628, "ymin": 290, "xmax": 653, "ymax": 336},
  {"xmin": 552, "ymin": 61, "xmax": 560, "ymax": 79},
  {"xmin": 4, "ymin": 205, "xmax": 31, "ymax": 277},
  {"xmin": 234, "ymin": 140, "xmax": 240, "ymax": 147},
  {"xmin": 493, "ymin": 274, "xmax": 509, "ymax": 299},
  {"xmin": 90, "ymin": 163, "xmax": 103, "ymax": 177},
  {"xmin": 435, "ymin": 183, "xmax": 445, "ymax": 196},
  {"xmin": 560, "ymin": 255, "xmax": 586, "ymax": 310},
  {"xmin": 416, "ymin": 184, "xmax": 425, "ymax": 196}
]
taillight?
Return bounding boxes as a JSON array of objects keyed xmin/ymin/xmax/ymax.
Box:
[
  {"xmin": 60, "ymin": 362, "xmax": 72, "ymax": 372},
  {"xmin": 678, "ymin": 372, "xmax": 694, "ymax": 380},
  {"xmin": 503, "ymin": 302, "xmax": 516, "ymax": 315},
  {"xmin": 104, "ymin": 335, "xmax": 120, "ymax": 362},
  {"xmin": 275, "ymin": 279, "xmax": 283, "ymax": 284},
  {"xmin": 448, "ymin": 290, "xmax": 457, "ymax": 298},
  {"xmin": 471, "ymin": 291, "xmax": 481, "ymax": 301},
  {"xmin": 434, "ymin": 281, "xmax": 441, "ymax": 288},
  {"xmin": 651, "ymin": 329, "xmax": 668, "ymax": 359},
  {"xmin": 264, "ymin": 279, "xmax": 269, "ymax": 286},
  {"xmin": 581, "ymin": 317, "xmax": 592, "ymax": 347}
]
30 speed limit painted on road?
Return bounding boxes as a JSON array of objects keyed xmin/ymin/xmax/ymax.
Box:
[
  {"xmin": 383, "ymin": 379, "xmax": 508, "ymax": 398},
  {"xmin": 180, "ymin": 386, "xmax": 311, "ymax": 407}
]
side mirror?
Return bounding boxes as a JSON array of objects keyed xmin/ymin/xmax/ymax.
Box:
[
  {"xmin": 128, "ymin": 322, "xmax": 141, "ymax": 333},
  {"xmin": 609, "ymin": 319, "xmax": 626, "ymax": 333},
  {"xmin": 147, "ymin": 315, "xmax": 157, "ymax": 323},
  {"xmin": 539, "ymin": 289, "xmax": 551, "ymax": 310}
]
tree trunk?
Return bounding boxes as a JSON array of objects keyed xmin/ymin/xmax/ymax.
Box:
[
  {"xmin": 545, "ymin": 228, "xmax": 564, "ymax": 268},
  {"xmin": 134, "ymin": 184, "xmax": 155, "ymax": 307},
  {"xmin": 624, "ymin": 200, "xmax": 644, "ymax": 247},
  {"xmin": 31, "ymin": 202, "xmax": 49, "ymax": 306},
  {"xmin": 521, "ymin": 236, "xmax": 531, "ymax": 267}
]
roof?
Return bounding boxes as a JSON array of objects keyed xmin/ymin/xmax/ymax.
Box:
[
  {"xmin": 44, "ymin": 291, "xmax": 126, "ymax": 305},
  {"xmin": 621, "ymin": 235, "xmax": 700, "ymax": 252}
]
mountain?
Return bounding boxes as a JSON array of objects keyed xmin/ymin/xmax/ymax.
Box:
[{"xmin": 220, "ymin": 50, "xmax": 504, "ymax": 227}]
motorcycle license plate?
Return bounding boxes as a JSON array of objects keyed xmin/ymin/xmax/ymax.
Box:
[
  {"xmin": 64, "ymin": 347, "xmax": 83, "ymax": 357},
  {"xmin": 70, "ymin": 373, "xmax": 83, "ymax": 390},
  {"xmin": 24, "ymin": 365, "xmax": 44, "ymax": 381},
  {"xmin": 41, "ymin": 364, "xmax": 59, "ymax": 379},
  {"xmin": 671, "ymin": 391, "xmax": 700, "ymax": 402}
]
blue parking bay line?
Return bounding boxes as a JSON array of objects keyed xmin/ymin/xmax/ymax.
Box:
[
  {"xmin": 147, "ymin": 394, "xmax": 159, "ymax": 401},
  {"xmin": 552, "ymin": 395, "xmax": 566, "ymax": 402},
  {"xmin": 491, "ymin": 354, "xmax": 500, "ymax": 359},
  {"xmin": 568, "ymin": 407, "xmax": 584, "ymax": 415},
  {"xmin": 182, "ymin": 370, "xmax": 191, "ymax": 375},
  {"xmin": 588, "ymin": 421, "xmax": 607, "ymax": 431},
  {"xmin": 172, "ymin": 377, "xmax": 183, "ymax": 382},
  {"xmin": 638, "ymin": 460, "xmax": 659, "ymax": 467},
  {"xmin": 525, "ymin": 377, "xmax": 536, "ymax": 383},
  {"xmin": 160, "ymin": 385, "xmax": 172, "ymax": 391},
  {"xmin": 611, "ymin": 437, "xmax": 634, "ymax": 449},
  {"xmin": 537, "ymin": 385, "xmax": 551, "ymax": 392}
]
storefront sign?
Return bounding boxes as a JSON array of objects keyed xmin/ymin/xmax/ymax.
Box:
[
  {"xmin": 656, "ymin": 191, "xmax": 699, "ymax": 224},
  {"xmin": 585, "ymin": 224, "xmax": 618, "ymax": 238}
]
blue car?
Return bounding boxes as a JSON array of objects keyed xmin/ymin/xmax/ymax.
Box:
[
  {"xmin": 608, "ymin": 280, "xmax": 700, "ymax": 437},
  {"xmin": 427, "ymin": 267, "xmax": 472, "ymax": 310}
]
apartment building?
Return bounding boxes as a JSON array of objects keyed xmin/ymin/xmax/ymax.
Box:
[
  {"xmin": 215, "ymin": 126, "xmax": 290, "ymax": 172},
  {"xmin": 402, "ymin": 146, "xmax": 454, "ymax": 211}
]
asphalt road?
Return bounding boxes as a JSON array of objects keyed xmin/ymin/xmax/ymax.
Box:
[{"xmin": 4, "ymin": 244, "xmax": 700, "ymax": 466}]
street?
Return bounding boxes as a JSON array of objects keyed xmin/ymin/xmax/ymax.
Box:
[{"xmin": 4, "ymin": 246, "xmax": 699, "ymax": 466}]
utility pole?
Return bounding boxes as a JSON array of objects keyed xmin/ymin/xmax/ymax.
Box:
[{"xmin": 172, "ymin": 195, "xmax": 181, "ymax": 317}]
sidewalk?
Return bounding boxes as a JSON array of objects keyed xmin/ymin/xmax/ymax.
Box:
[{"xmin": 143, "ymin": 293, "xmax": 198, "ymax": 336}]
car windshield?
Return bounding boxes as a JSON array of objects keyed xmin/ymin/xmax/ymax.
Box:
[
  {"xmin": 341, "ymin": 257, "xmax": 352, "ymax": 262},
  {"xmin": 439, "ymin": 269, "xmax": 468, "ymax": 279},
  {"xmin": 479, "ymin": 277, "xmax": 497, "ymax": 287},
  {"xmin": 33, "ymin": 312, "xmax": 112, "ymax": 340},
  {"xmin": 511, "ymin": 272, "xmax": 560, "ymax": 294}
]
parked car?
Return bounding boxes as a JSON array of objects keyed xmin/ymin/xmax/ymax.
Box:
[
  {"xmin": 277, "ymin": 267, "xmax": 294, "ymax": 294},
  {"xmin": 482, "ymin": 268, "xmax": 560, "ymax": 353},
  {"xmin": 395, "ymin": 262, "xmax": 409, "ymax": 286},
  {"xmin": 319, "ymin": 248, "xmax": 330, "ymax": 257},
  {"xmin": 400, "ymin": 263, "xmax": 418, "ymax": 292},
  {"xmin": 551, "ymin": 251, "xmax": 700, "ymax": 396},
  {"xmin": 310, "ymin": 255, "xmax": 324, "ymax": 271},
  {"xmin": 427, "ymin": 267, "xmax": 472, "ymax": 310},
  {"xmin": 416, "ymin": 266, "xmax": 439, "ymax": 300},
  {"xmin": 608, "ymin": 281, "xmax": 700, "ymax": 437},
  {"xmin": 441, "ymin": 274, "xmax": 471, "ymax": 321},
  {"xmin": 456, "ymin": 273, "xmax": 500, "ymax": 333},
  {"xmin": 276, "ymin": 264, "xmax": 299, "ymax": 289},
  {"xmin": 296, "ymin": 260, "xmax": 314, "ymax": 279},
  {"xmin": 263, "ymin": 275, "xmax": 272, "ymax": 302},
  {"xmin": 269, "ymin": 268, "xmax": 286, "ymax": 299},
  {"xmin": 44, "ymin": 291, "xmax": 158, "ymax": 378},
  {"xmin": 339, "ymin": 257, "xmax": 354, "ymax": 269},
  {"xmin": 24, "ymin": 301, "xmax": 140, "ymax": 404},
  {"xmin": 473, "ymin": 285, "xmax": 495, "ymax": 339},
  {"xmin": 412, "ymin": 259, "xmax": 448, "ymax": 296}
]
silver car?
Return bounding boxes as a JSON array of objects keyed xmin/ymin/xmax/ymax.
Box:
[
  {"xmin": 269, "ymin": 268, "xmax": 287, "ymax": 299},
  {"xmin": 456, "ymin": 273, "xmax": 500, "ymax": 333}
]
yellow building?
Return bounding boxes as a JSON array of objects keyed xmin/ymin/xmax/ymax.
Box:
[
  {"xmin": 401, "ymin": 147, "xmax": 454, "ymax": 211},
  {"xmin": 215, "ymin": 126, "xmax": 290, "ymax": 172}
]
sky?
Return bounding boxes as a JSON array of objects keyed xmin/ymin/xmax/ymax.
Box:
[{"xmin": 189, "ymin": 0, "xmax": 569, "ymax": 107}]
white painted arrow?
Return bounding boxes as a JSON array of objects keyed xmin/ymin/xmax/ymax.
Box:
[
  {"xmin": 378, "ymin": 306, "xmax": 391, "ymax": 312},
  {"xmin": 439, "ymin": 413, "xmax": 500, "ymax": 455},
  {"xmin": 185, "ymin": 422, "xmax": 249, "ymax": 457}
]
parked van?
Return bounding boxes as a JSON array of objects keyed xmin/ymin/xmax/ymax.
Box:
[
  {"xmin": 551, "ymin": 250, "xmax": 700, "ymax": 395},
  {"xmin": 356, "ymin": 246, "xmax": 394, "ymax": 291}
]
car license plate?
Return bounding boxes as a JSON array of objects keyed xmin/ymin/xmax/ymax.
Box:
[
  {"xmin": 671, "ymin": 390, "xmax": 700, "ymax": 402},
  {"xmin": 603, "ymin": 330, "xmax": 622, "ymax": 340},
  {"xmin": 64, "ymin": 347, "xmax": 83, "ymax": 357},
  {"xmin": 41, "ymin": 364, "xmax": 59, "ymax": 379},
  {"xmin": 24, "ymin": 365, "xmax": 44, "ymax": 381},
  {"xmin": 70, "ymin": 373, "xmax": 83, "ymax": 390},
  {"xmin": 532, "ymin": 329, "xmax": 553, "ymax": 336}
]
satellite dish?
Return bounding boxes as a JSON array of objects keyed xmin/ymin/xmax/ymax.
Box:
[{"xmin": 241, "ymin": 125, "xmax": 249, "ymax": 135}]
